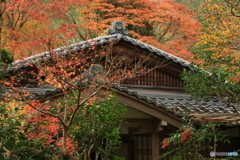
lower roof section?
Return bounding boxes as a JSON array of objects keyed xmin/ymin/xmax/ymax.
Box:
[{"xmin": 9, "ymin": 85, "xmax": 239, "ymax": 126}]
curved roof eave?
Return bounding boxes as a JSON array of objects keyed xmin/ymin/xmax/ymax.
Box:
[{"xmin": 7, "ymin": 34, "xmax": 191, "ymax": 71}]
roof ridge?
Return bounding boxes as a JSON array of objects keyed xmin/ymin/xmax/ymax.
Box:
[{"xmin": 7, "ymin": 20, "xmax": 191, "ymax": 71}]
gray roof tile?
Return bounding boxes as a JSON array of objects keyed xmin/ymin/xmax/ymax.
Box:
[
  {"xmin": 116, "ymin": 86, "xmax": 238, "ymax": 117},
  {"xmin": 8, "ymin": 34, "xmax": 190, "ymax": 71}
]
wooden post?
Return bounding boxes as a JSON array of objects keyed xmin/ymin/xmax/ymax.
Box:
[{"xmin": 152, "ymin": 132, "xmax": 159, "ymax": 160}]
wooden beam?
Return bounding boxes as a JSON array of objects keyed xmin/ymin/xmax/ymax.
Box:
[
  {"xmin": 123, "ymin": 119, "xmax": 153, "ymax": 127},
  {"xmin": 152, "ymin": 132, "xmax": 160, "ymax": 160},
  {"xmin": 154, "ymin": 119, "xmax": 168, "ymax": 127},
  {"xmin": 153, "ymin": 119, "xmax": 166, "ymax": 132},
  {"xmin": 113, "ymin": 90, "xmax": 183, "ymax": 128},
  {"xmin": 190, "ymin": 113, "xmax": 239, "ymax": 117},
  {"xmin": 123, "ymin": 119, "xmax": 164, "ymax": 132}
]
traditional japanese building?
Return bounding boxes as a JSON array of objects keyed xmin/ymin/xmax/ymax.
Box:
[{"xmin": 6, "ymin": 20, "xmax": 240, "ymax": 160}]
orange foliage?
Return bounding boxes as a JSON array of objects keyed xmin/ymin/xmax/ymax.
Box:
[
  {"xmin": 1, "ymin": 0, "xmax": 87, "ymax": 59},
  {"xmin": 82, "ymin": 0, "xmax": 201, "ymax": 61},
  {"xmin": 1, "ymin": 0, "xmax": 200, "ymax": 61},
  {"xmin": 24, "ymin": 100, "xmax": 60, "ymax": 145},
  {"xmin": 162, "ymin": 138, "xmax": 171, "ymax": 148},
  {"xmin": 180, "ymin": 127, "xmax": 193, "ymax": 143}
]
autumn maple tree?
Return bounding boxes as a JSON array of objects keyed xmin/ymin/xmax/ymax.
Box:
[
  {"xmin": 1, "ymin": 34, "xmax": 165, "ymax": 159},
  {"xmin": 0, "ymin": 0, "xmax": 200, "ymax": 61},
  {"xmin": 81, "ymin": 0, "xmax": 201, "ymax": 60},
  {"xmin": 0, "ymin": 0, "xmax": 89, "ymax": 59},
  {"xmin": 183, "ymin": 0, "xmax": 240, "ymax": 110}
]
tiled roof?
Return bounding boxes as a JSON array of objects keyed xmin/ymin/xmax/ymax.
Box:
[
  {"xmin": 23, "ymin": 85, "xmax": 238, "ymax": 118},
  {"xmin": 8, "ymin": 33, "xmax": 190, "ymax": 71},
  {"xmin": 23, "ymin": 88, "xmax": 61, "ymax": 100},
  {"xmin": 116, "ymin": 86, "xmax": 237, "ymax": 116}
]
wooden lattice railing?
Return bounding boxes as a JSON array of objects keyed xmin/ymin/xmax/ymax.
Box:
[{"xmin": 121, "ymin": 68, "xmax": 184, "ymax": 88}]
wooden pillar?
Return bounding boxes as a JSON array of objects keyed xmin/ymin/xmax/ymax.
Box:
[
  {"xmin": 152, "ymin": 132, "xmax": 159, "ymax": 160},
  {"xmin": 128, "ymin": 128, "xmax": 138, "ymax": 160}
]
